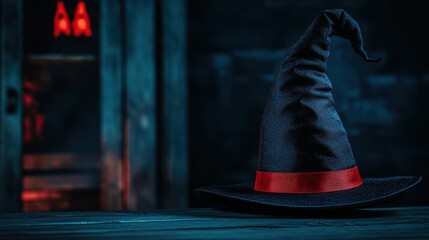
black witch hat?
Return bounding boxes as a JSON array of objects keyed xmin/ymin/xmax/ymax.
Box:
[{"xmin": 195, "ymin": 9, "xmax": 421, "ymax": 209}]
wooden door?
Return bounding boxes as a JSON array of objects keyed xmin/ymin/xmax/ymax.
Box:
[{"xmin": 0, "ymin": 0, "xmax": 188, "ymax": 212}]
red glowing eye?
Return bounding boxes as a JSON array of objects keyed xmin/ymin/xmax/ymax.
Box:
[
  {"xmin": 53, "ymin": 1, "xmax": 72, "ymax": 37},
  {"xmin": 72, "ymin": 1, "xmax": 92, "ymax": 37}
]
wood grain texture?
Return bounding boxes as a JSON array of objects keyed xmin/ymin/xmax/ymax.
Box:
[
  {"xmin": 22, "ymin": 190, "xmax": 99, "ymax": 212},
  {"xmin": 0, "ymin": 0, "xmax": 23, "ymax": 212},
  {"xmin": 23, "ymin": 154, "xmax": 98, "ymax": 171},
  {"xmin": 0, "ymin": 207, "xmax": 428, "ymax": 239},
  {"xmin": 100, "ymin": 0, "xmax": 124, "ymax": 211},
  {"xmin": 23, "ymin": 174, "xmax": 99, "ymax": 190},
  {"xmin": 124, "ymin": 0, "xmax": 157, "ymax": 210},
  {"xmin": 160, "ymin": 0, "xmax": 189, "ymax": 209}
]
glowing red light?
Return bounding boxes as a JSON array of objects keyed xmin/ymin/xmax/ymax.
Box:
[
  {"xmin": 53, "ymin": 1, "xmax": 72, "ymax": 37},
  {"xmin": 23, "ymin": 82, "xmax": 45, "ymax": 143},
  {"xmin": 24, "ymin": 117, "xmax": 33, "ymax": 143},
  {"xmin": 35, "ymin": 115, "xmax": 45, "ymax": 139},
  {"xmin": 24, "ymin": 94, "xmax": 34, "ymax": 106},
  {"xmin": 72, "ymin": 1, "xmax": 92, "ymax": 37},
  {"xmin": 22, "ymin": 191, "xmax": 62, "ymax": 202}
]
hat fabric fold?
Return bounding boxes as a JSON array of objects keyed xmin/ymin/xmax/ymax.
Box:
[
  {"xmin": 259, "ymin": 9, "xmax": 377, "ymax": 174},
  {"xmin": 195, "ymin": 9, "xmax": 421, "ymax": 209}
]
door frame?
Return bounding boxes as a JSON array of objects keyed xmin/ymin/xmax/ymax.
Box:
[{"xmin": 0, "ymin": 0, "xmax": 23, "ymax": 212}]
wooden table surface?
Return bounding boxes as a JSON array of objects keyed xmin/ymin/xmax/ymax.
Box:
[{"xmin": 1, "ymin": 207, "xmax": 428, "ymax": 239}]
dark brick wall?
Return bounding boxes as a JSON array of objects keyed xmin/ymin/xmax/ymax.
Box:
[{"xmin": 188, "ymin": 0, "xmax": 429, "ymax": 206}]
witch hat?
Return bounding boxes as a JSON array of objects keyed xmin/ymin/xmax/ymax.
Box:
[{"xmin": 195, "ymin": 9, "xmax": 421, "ymax": 209}]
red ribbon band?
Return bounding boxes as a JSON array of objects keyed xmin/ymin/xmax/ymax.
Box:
[{"xmin": 254, "ymin": 166, "xmax": 363, "ymax": 193}]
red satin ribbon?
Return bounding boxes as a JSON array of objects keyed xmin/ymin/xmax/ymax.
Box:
[{"xmin": 254, "ymin": 166, "xmax": 363, "ymax": 193}]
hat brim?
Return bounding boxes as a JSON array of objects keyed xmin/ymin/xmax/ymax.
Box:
[{"xmin": 195, "ymin": 176, "xmax": 421, "ymax": 210}]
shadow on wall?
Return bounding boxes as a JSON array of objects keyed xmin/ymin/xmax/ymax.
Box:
[{"xmin": 188, "ymin": 0, "xmax": 429, "ymax": 207}]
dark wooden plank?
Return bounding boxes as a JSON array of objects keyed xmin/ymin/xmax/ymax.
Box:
[
  {"xmin": 0, "ymin": 0, "xmax": 3, "ymax": 213},
  {"xmin": 0, "ymin": 207, "xmax": 428, "ymax": 239},
  {"xmin": 22, "ymin": 190, "xmax": 99, "ymax": 212},
  {"xmin": 0, "ymin": 0, "xmax": 23, "ymax": 212},
  {"xmin": 124, "ymin": 0, "xmax": 157, "ymax": 210},
  {"xmin": 99, "ymin": 0, "xmax": 124, "ymax": 210},
  {"xmin": 23, "ymin": 154, "xmax": 98, "ymax": 171},
  {"xmin": 23, "ymin": 174, "xmax": 99, "ymax": 190},
  {"xmin": 160, "ymin": 0, "xmax": 188, "ymax": 209},
  {"xmin": 25, "ymin": 54, "xmax": 97, "ymax": 63}
]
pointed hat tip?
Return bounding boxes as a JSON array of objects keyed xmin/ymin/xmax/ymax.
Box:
[{"xmin": 356, "ymin": 47, "xmax": 381, "ymax": 63}]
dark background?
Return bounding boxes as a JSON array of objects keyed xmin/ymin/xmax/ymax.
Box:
[
  {"xmin": 7, "ymin": 0, "xmax": 428, "ymax": 211},
  {"xmin": 188, "ymin": 0, "xmax": 429, "ymax": 206}
]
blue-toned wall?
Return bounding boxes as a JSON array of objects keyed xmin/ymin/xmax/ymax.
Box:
[{"xmin": 189, "ymin": 0, "xmax": 429, "ymax": 206}]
